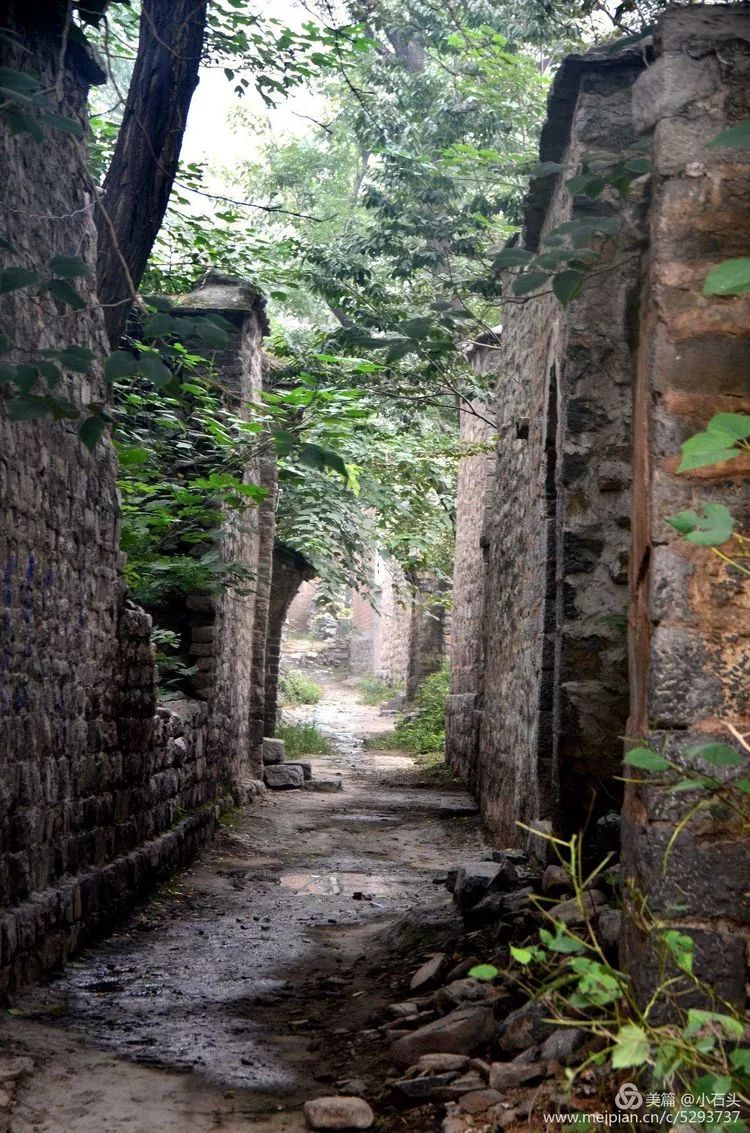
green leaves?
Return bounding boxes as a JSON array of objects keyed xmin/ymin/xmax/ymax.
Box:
[
  {"xmin": 0, "ymin": 65, "xmax": 84, "ymax": 140},
  {"xmin": 0, "ymin": 266, "xmax": 39, "ymax": 294},
  {"xmin": 676, "ymin": 412, "xmax": 750, "ymax": 472},
  {"xmin": 687, "ymin": 741, "xmax": 744, "ymax": 769},
  {"xmin": 667, "ymin": 504, "xmax": 734, "ymax": 547},
  {"xmin": 49, "ymin": 254, "xmax": 92, "ymax": 278},
  {"xmin": 79, "ymin": 414, "xmax": 108, "ymax": 450},
  {"xmin": 104, "ymin": 351, "xmax": 138, "ymax": 382},
  {"xmin": 47, "ymin": 278, "xmax": 86, "ymax": 309},
  {"xmin": 468, "ymin": 964, "xmax": 499, "ymax": 981},
  {"xmin": 512, "ymin": 270, "xmax": 548, "ymax": 296},
  {"xmin": 612, "ymin": 1023, "xmax": 650, "ymax": 1069},
  {"xmin": 540, "ymin": 925, "xmax": 585, "ymax": 954},
  {"xmin": 662, "ymin": 929, "xmax": 694, "ymax": 975},
  {"xmin": 552, "ymin": 269, "xmax": 584, "ymax": 306},
  {"xmin": 683, "ymin": 1009, "xmax": 743, "ymax": 1041},
  {"xmin": 704, "ymin": 258, "xmax": 750, "ymax": 297},
  {"xmin": 708, "ymin": 119, "xmax": 750, "ymax": 149},
  {"xmin": 623, "ymin": 747, "xmax": 671, "ymax": 772},
  {"xmin": 137, "ymin": 351, "xmax": 173, "ymax": 389}
]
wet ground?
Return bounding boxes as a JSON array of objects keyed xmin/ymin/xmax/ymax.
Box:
[{"xmin": 1, "ymin": 680, "xmax": 488, "ymax": 1132}]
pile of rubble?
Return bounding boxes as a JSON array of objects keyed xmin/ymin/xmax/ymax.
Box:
[
  {"xmin": 261, "ymin": 737, "xmax": 344, "ymax": 793},
  {"xmin": 376, "ymin": 846, "xmax": 620, "ymax": 1132}
]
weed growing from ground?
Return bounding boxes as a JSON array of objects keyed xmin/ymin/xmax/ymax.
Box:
[
  {"xmin": 279, "ymin": 669, "xmax": 324, "ymax": 706},
  {"xmin": 276, "ymin": 721, "xmax": 332, "ymax": 758}
]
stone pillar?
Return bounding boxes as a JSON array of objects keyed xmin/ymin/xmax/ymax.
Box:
[
  {"xmin": 622, "ymin": 5, "xmax": 750, "ymax": 1007},
  {"xmin": 173, "ymin": 274, "xmax": 276, "ymax": 796}
]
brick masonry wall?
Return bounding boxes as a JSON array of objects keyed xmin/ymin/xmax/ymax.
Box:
[
  {"xmin": 406, "ymin": 574, "xmax": 448, "ymax": 701},
  {"xmin": 287, "ymin": 579, "xmax": 318, "ymax": 631},
  {"xmin": 446, "ymin": 368, "xmax": 499, "ymax": 794},
  {"xmin": 0, "ymin": 15, "xmax": 274, "ymax": 994},
  {"xmin": 264, "ymin": 544, "xmax": 316, "ymax": 735},
  {"xmin": 349, "ymin": 552, "xmax": 412, "ymax": 686},
  {"xmin": 174, "ymin": 277, "xmax": 276, "ymax": 795},
  {"xmin": 461, "ymin": 48, "xmax": 646, "ymax": 846},
  {"xmin": 622, "ymin": 5, "xmax": 750, "ymax": 1006}
]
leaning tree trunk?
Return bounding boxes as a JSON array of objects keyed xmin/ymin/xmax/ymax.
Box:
[{"xmin": 96, "ymin": 0, "xmax": 208, "ymax": 344}]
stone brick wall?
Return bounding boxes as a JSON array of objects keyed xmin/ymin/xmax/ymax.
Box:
[
  {"xmin": 175, "ymin": 276, "xmax": 277, "ymax": 795},
  {"xmin": 264, "ymin": 544, "xmax": 316, "ymax": 735},
  {"xmin": 287, "ymin": 579, "xmax": 318, "ymax": 631},
  {"xmin": 406, "ymin": 574, "xmax": 448, "ymax": 701},
  {"xmin": 0, "ymin": 12, "xmax": 275, "ymax": 994},
  {"xmin": 445, "ymin": 357, "xmax": 500, "ymax": 794},
  {"xmin": 621, "ymin": 5, "xmax": 750, "ymax": 1007},
  {"xmin": 454, "ymin": 46, "xmax": 646, "ymax": 845},
  {"xmin": 449, "ymin": 4, "xmax": 750, "ymax": 1005},
  {"xmin": 349, "ymin": 552, "xmax": 412, "ymax": 686}
]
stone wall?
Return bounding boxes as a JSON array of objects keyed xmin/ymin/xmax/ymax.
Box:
[
  {"xmin": 621, "ymin": 5, "xmax": 750, "ymax": 1006},
  {"xmin": 264, "ymin": 544, "xmax": 316, "ymax": 735},
  {"xmin": 445, "ymin": 360, "xmax": 499, "ymax": 795},
  {"xmin": 452, "ymin": 45, "xmax": 646, "ymax": 844},
  {"xmin": 0, "ymin": 12, "xmax": 274, "ymax": 994},
  {"xmin": 349, "ymin": 552, "xmax": 412, "ymax": 687},
  {"xmin": 287, "ymin": 579, "xmax": 318, "ymax": 631},
  {"xmin": 450, "ymin": 3, "xmax": 750, "ymax": 1005},
  {"xmin": 174, "ymin": 276, "xmax": 276, "ymax": 794},
  {"xmin": 406, "ymin": 574, "xmax": 449, "ymax": 700}
]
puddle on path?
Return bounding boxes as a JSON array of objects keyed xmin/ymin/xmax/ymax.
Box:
[{"xmin": 278, "ymin": 871, "xmax": 404, "ymax": 896}]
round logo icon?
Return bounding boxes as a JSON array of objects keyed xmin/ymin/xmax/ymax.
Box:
[{"xmin": 615, "ymin": 1083, "xmax": 644, "ymax": 1111}]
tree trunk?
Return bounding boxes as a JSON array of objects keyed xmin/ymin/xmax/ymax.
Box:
[{"xmin": 96, "ymin": 0, "xmax": 208, "ymax": 344}]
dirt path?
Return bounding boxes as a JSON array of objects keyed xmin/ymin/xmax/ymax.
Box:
[{"xmin": 1, "ymin": 680, "xmax": 488, "ymax": 1132}]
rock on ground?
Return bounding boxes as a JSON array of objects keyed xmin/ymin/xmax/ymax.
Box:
[
  {"xmin": 264, "ymin": 763, "xmax": 304, "ymax": 789},
  {"xmin": 262, "ymin": 737, "xmax": 285, "ymax": 765},
  {"xmin": 303, "ymin": 1095, "xmax": 374, "ymax": 1130},
  {"xmin": 391, "ymin": 1004, "xmax": 496, "ymax": 1066}
]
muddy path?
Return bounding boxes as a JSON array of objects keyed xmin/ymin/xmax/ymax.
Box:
[{"xmin": 1, "ymin": 680, "xmax": 488, "ymax": 1132}]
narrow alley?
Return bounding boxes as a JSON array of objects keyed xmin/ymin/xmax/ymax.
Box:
[{"xmin": 1, "ymin": 679, "xmax": 487, "ymax": 1132}]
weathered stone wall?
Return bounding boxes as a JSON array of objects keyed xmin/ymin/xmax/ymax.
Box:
[
  {"xmin": 287, "ymin": 579, "xmax": 318, "ymax": 631},
  {"xmin": 264, "ymin": 544, "xmax": 316, "ymax": 735},
  {"xmin": 445, "ymin": 361, "xmax": 499, "ymax": 793},
  {"xmin": 0, "ymin": 13, "xmax": 274, "ymax": 994},
  {"xmin": 175, "ymin": 276, "xmax": 276, "ymax": 794},
  {"xmin": 349, "ymin": 552, "xmax": 412, "ymax": 686},
  {"xmin": 621, "ymin": 5, "xmax": 750, "ymax": 1006},
  {"xmin": 405, "ymin": 574, "xmax": 448, "ymax": 701},
  {"xmin": 459, "ymin": 47, "xmax": 646, "ymax": 845}
]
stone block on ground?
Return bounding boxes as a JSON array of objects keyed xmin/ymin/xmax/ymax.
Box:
[
  {"xmin": 410, "ymin": 952, "xmax": 447, "ymax": 991},
  {"xmin": 262, "ymin": 737, "xmax": 286, "ymax": 765},
  {"xmin": 460, "ymin": 1089, "xmax": 502, "ymax": 1116},
  {"xmin": 452, "ymin": 862, "xmax": 505, "ymax": 910},
  {"xmin": 303, "ymin": 777, "xmax": 343, "ymax": 792},
  {"xmin": 303, "ymin": 1096, "xmax": 374, "ymax": 1130},
  {"xmin": 540, "ymin": 1027, "xmax": 584, "ymax": 1064},
  {"xmin": 489, "ymin": 1059, "xmax": 546, "ymax": 1091},
  {"xmin": 416, "ymin": 1053, "xmax": 470, "ymax": 1073},
  {"xmin": 435, "ymin": 978, "xmax": 496, "ymax": 1012},
  {"xmin": 547, "ymin": 889, "xmax": 607, "ymax": 927},
  {"xmin": 264, "ymin": 764, "xmax": 304, "ymax": 790},
  {"xmin": 497, "ymin": 1002, "xmax": 554, "ymax": 1053},
  {"xmin": 391, "ymin": 1004, "xmax": 496, "ymax": 1066},
  {"xmin": 285, "ymin": 760, "xmax": 312, "ymax": 780}
]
